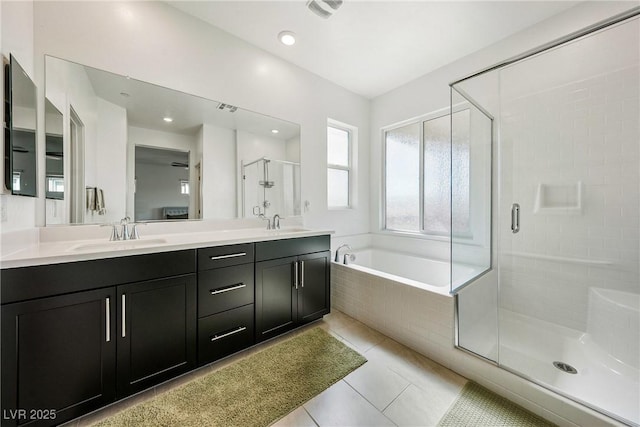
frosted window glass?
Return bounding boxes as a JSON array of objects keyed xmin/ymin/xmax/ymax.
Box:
[
  {"xmin": 327, "ymin": 126, "xmax": 349, "ymax": 167},
  {"xmin": 328, "ymin": 168, "xmax": 349, "ymax": 207},
  {"xmin": 385, "ymin": 123, "xmax": 420, "ymax": 231},
  {"xmin": 423, "ymin": 110, "xmax": 470, "ymax": 235}
]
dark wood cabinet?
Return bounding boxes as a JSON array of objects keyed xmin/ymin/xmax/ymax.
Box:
[
  {"xmin": 255, "ymin": 256, "xmax": 299, "ymax": 341},
  {"xmin": 297, "ymin": 251, "xmax": 331, "ymax": 323},
  {"xmin": 255, "ymin": 236, "xmax": 331, "ymax": 342},
  {"xmin": 1, "ymin": 288, "xmax": 116, "ymax": 427},
  {"xmin": 196, "ymin": 246, "xmax": 255, "ymax": 366},
  {"xmin": 1, "ymin": 235, "xmax": 330, "ymax": 426},
  {"xmin": 116, "ymin": 275, "xmax": 196, "ymax": 396}
]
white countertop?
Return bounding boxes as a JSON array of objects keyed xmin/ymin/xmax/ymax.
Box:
[{"xmin": 1, "ymin": 225, "xmax": 333, "ymax": 269}]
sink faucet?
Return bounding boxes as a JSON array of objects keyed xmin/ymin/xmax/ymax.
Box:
[
  {"xmin": 259, "ymin": 213, "xmax": 272, "ymax": 230},
  {"xmin": 120, "ymin": 217, "xmax": 132, "ymax": 240},
  {"xmin": 272, "ymin": 214, "xmax": 281, "ymax": 230},
  {"xmin": 335, "ymin": 244, "xmax": 352, "ymax": 262}
]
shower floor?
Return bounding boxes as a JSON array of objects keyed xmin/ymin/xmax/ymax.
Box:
[{"xmin": 499, "ymin": 310, "xmax": 640, "ymax": 426}]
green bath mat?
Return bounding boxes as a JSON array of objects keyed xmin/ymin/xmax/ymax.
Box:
[
  {"xmin": 93, "ymin": 327, "xmax": 366, "ymax": 427},
  {"xmin": 438, "ymin": 382, "xmax": 556, "ymax": 427}
]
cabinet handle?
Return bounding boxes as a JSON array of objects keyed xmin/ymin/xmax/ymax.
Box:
[
  {"xmin": 209, "ymin": 252, "xmax": 246, "ymax": 260},
  {"xmin": 121, "ymin": 294, "xmax": 126, "ymax": 338},
  {"xmin": 210, "ymin": 283, "xmax": 246, "ymax": 295},
  {"xmin": 294, "ymin": 261, "xmax": 299, "ymax": 290},
  {"xmin": 105, "ymin": 297, "xmax": 111, "ymax": 342},
  {"xmin": 210, "ymin": 326, "xmax": 247, "ymax": 342},
  {"xmin": 300, "ymin": 260, "xmax": 305, "ymax": 288}
]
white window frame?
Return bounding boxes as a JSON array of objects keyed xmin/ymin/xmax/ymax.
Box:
[
  {"xmin": 381, "ymin": 105, "xmax": 474, "ymax": 241},
  {"xmin": 327, "ymin": 119, "xmax": 357, "ymax": 209}
]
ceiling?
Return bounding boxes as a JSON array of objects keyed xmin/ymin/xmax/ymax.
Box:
[{"xmin": 168, "ymin": 1, "xmax": 580, "ymax": 99}]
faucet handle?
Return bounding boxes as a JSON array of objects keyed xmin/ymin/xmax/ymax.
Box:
[
  {"xmin": 100, "ymin": 223, "xmax": 120, "ymax": 241},
  {"xmin": 130, "ymin": 222, "xmax": 146, "ymax": 240}
]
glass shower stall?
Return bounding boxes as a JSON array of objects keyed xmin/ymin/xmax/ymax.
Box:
[
  {"xmin": 241, "ymin": 157, "xmax": 301, "ymax": 218},
  {"xmin": 452, "ymin": 12, "xmax": 639, "ymax": 426}
]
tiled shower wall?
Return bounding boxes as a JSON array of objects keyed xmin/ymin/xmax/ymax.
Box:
[{"xmin": 499, "ymin": 62, "xmax": 639, "ymax": 332}]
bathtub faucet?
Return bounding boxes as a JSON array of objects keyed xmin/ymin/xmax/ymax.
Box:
[{"xmin": 335, "ymin": 244, "xmax": 352, "ymax": 262}]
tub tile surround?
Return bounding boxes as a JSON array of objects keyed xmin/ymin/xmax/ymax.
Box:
[{"xmin": 331, "ymin": 262, "xmax": 628, "ymax": 427}]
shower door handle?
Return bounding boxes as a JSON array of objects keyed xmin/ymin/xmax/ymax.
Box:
[{"xmin": 511, "ymin": 203, "xmax": 520, "ymax": 234}]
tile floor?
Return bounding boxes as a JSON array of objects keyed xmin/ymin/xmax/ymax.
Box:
[{"xmin": 68, "ymin": 309, "xmax": 468, "ymax": 427}]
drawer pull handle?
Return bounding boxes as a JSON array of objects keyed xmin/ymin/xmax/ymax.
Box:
[
  {"xmin": 210, "ymin": 326, "xmax": 247, "ymax": 342},
  {"xmin": 210, "ymin": 283, "xmax": 246, "ymax": 295},
  {"xmin": 209, "ymin": 252, "xmax": 246, "ymax": 261}
]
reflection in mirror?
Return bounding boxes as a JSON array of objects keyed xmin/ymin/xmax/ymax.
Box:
[
  {"xmin": 44, "ymin": 55, "xmax": 301, "ymax": 225},
  {"xmin": 45, "ymin": 99, "xmax": 63, "ymax": 201},
  {"xmin": 5, "ymin": 55, "xmax": 37, "ymax": 197},
  {"xmin": 135, "ymin": 146, "xmax": 191, "ymax": 221}
]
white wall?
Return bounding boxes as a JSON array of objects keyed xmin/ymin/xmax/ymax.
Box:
[
  {"xmin": 94, "ymin": 98, "xmax": 127, "ymax": 224},
  {"xmin": 201, "ymin": 123, "xmax": 236, "ymax": 219},
  {"xmin": 33, "ymin": 0, "xmax": 371, "ymax": 236}
]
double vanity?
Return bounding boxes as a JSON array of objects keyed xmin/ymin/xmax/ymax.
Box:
[{"xmin": 0, "ymin": 226, "xmax": 331, "ymax": 427}]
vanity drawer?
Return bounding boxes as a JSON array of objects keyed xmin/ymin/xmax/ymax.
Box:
[
  {"xmin": 198, "ymin": 304, "xmax": 254, "ymax": 365},
  {"xmin": 198, "ymin": 264, "xmax": 254, "ymax": 317},
  {"xmin": 198, "ymin": 243, "xmax": 254, "ymax": 271}
]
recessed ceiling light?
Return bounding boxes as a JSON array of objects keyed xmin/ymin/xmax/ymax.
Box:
[
  {"xmin": 271, "ymin": 129, "xmax": 279, "ymax": 134},
  {"xmin": 278, "ymin": 31, "xmax": 296, "ymax": 46},
  {"xmin": 163, "ymin": 117, "xmax": 173, "ymax": 123}
]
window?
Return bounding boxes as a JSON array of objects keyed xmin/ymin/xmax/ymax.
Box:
[
  {"xmin": 180, "ymin": 180, "xmax": 190, "ymax": 195},
  {"xmin": 327, "ymin": 123, "xmax": 353, "ymax": 208},
  {"xmin": 12, "ymin": 172, "xmax": 21, "ymax": 191},
  {"xmin": 47, "ymin": 176, "xmax": 65, "ymax": 193},
  {"xmin": 384, "ymin": 109, "xmax": 470, "ymax": 237}
]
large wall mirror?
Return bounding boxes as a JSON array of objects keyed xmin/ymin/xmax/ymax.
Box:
[
  {"xmin": 44, "ymin": 55, "xmax": 301, "ymax": 225},
  {"xmin": 5, "ymin": 55, "xmax": 38, "ymax": 197}
]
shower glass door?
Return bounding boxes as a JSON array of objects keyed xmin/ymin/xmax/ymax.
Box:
[
  {"xmin": 453, "ymin": 15, "xmax": 639, "ymax": 426},
  {"xmin": 496, "ymin": 18, "xmax": 639, "ymax": 425}
]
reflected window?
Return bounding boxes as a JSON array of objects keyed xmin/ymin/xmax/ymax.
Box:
[
  {"xmin": 47, "ymin": 176, "xmax": 65, "ymax": 193},
  {"xmin": 327, "ymin": 122, "xmax": 354, "ymax": 208},
  {"xmin": 180, "ymin": 180, "xmax": 190, "ymax": 195},
  {"xmin": 12, "ymin": 172, "xmax": 21, "ymax": 192}
]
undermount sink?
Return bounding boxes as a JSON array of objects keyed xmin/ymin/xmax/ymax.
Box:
[{"xmin": 69, "ymin": 238, "xmax": 168, "ymax": 252}]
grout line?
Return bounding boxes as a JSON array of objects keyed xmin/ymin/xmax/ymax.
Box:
[
  {"xmin": 342, "ymin": 379, "xmax": 398, "ymax": 426},
  {"xmin": 303, "ymin": 407, "xmax": 320, "ymax": 427},
  {"xmin": 381, "ymin": 382, "xmax": 412, "ymax": 413}
]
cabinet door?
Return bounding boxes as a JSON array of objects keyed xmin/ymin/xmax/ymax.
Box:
[
  {"xmin": 117, "ymin": 274, "xmax": 196, "ymax": 397},
  {"xmin": 255, "ymin": 256, "xmax": 297, "ymax": 342},
  {"xmin": 298, "ymin": 251, "xmax": 331, "ymax": 324},
  {"xmin": 1, "ymin": 288, "xmax": 116, "ymax": 427}
]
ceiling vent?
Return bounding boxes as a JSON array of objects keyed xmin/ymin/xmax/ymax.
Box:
[
  {"xmin": 306, "ymin": 0, "xmax": 343, "ymax": 19},
  {"xmin": 217, "ymin": 103, "xmax": 238, "ymax": 113}
]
